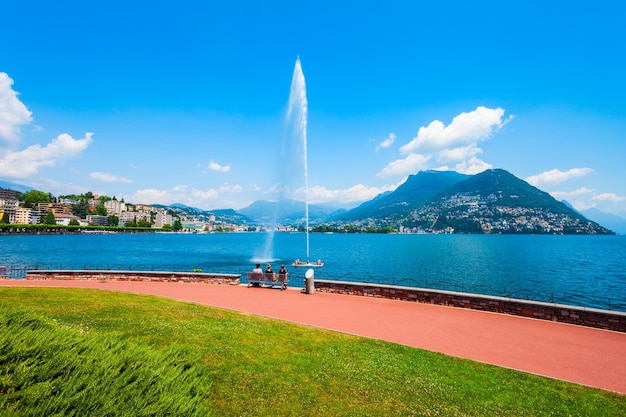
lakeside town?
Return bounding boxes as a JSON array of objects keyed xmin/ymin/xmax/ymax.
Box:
[
  {"xmin": 0, "ymin": 188, "xmax": 243, "ymax": 232},
  {"xmin": 0, "ymin": 185, "xmax": 614, "ymax": 235}
]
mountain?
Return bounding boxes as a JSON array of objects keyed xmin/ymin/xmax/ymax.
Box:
[
  {"xmin": 333, "ymin": 169, "xmax": 611, "ymax": 234},
  {"xmin": 414, "ymin": 169, "xmax": 611, "ymax": 234},
  {"xmin": 238, "ymin": 199, "xmax": 335, "ymax": 224},
  {"xmin": 0, "ymin": 180, "xmax": 32, "ymax": 193},
  {"xmin": 441, "ymin": 169, "xmax": 582, "ymax": 215},
  {"xmin": 580, "ymin": 208, "xmax": 626, "ymax": 235},
  {"xmin": 339, "ymin": 170, "xmax": 469, "ymax": 220}
]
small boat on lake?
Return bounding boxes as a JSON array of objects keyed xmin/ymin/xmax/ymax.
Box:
[{"xmin": 292, "ymin": 258, "xmax": 324, "ymax": 268}]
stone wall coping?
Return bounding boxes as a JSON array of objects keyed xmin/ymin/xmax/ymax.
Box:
[
  {"xmin": 315, "ymin": 279, "xmax": 626, "ymax": 318},
  {"xmin": 26, "ymin": 269, "xmax": 241, "ymax": 278}
]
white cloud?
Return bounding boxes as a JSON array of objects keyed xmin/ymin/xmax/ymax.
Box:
[
  {"xmin": 549, "ymin": 187, "xmax": 595, "ymax": 211},
  {"xmin": 592, "ymin": 193, "xmax": 625, "ymax": 202},
  {"xmin": 549, "ymin": 187, "xmax": 594, "ymax": 201},
  {"xmin": 293, "ymin": 182, "xmax": 401, "ymax": 205},
  {"xmin": 549, "ymin": 189, "xmax": 626, "ymax": 213},
  {"xmin": 400, "ymin": 106, "xmax": 511, "ymax": 154},
  {"xmin": 90, "ymin": 171, "xmax": 133, "ymax": 183},
  {"xmin": 130, "ymin": 183, "xmax": 243, "ymax": 209},
  {"xmin": 525, "ymin": 168, "xmax": 595, "ymax": 187},
  {"xmin": 437, "ymin": 144, "xmax": 482, "ymax": 163},
  {"xmin": 375, "ymin": 133, "xmax": 396, "ymax": 152},
  {"xmin": 0, "ymin": 132, "xmax": 93, "ymax": 178},
  {"xmin": 208, "ymin": 160, "xmax": 231, "ymax": 173},
  {"xmin": 379, "ymin": 106, "xmax": 511, "ymax": 178},
  {"xmin": 377, "ymin": 153, "xmax": 431, "ymax": 178},
  {"xmin": 454, "ymin": 157, "xmax": 493, "ymax": 175},
  {"xmin": 0, "ymin": 72, "xmax": 33, "ymax": 144}
]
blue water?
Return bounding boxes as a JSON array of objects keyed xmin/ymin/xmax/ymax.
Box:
[{"xmin": 2, "ymin": 233, "xmax": 625, "ymax": 311}]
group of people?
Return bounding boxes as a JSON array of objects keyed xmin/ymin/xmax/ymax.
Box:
[{"xmin": 252, "ymin": 263, "xmax": 288, "ymax": 275}]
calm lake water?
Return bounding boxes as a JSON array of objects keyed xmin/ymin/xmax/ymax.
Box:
[{"xmin": 2, "ymin": 233, "xmax": 625, "ymax": 311}]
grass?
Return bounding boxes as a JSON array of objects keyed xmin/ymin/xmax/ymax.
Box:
[{"xmin": 0, "ymin": 288, "xmax": 624, "ymax": 416}]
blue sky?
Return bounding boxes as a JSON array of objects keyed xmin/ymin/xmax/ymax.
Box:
[{"xmin": 1, "ymin": 1, "xmax": 625, "ymax": 215}]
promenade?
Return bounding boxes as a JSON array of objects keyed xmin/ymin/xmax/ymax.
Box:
[{"xmin": 1, "ymin": 279, "xmax": 625, "ymax": 394}]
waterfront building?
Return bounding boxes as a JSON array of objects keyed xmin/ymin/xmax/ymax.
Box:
[
  {"xmin": 87, "ymin": 215, "xmax": 109, "ymax": 226},
  {"xmin": 36, "ymin": 202, "xmax": 73, "ymax": 217},
  {"xmin": 13, "ymin": 207, "xmax": 32, "ymax": 224},
  {"xmin": 54, "ymin": 212, "xmax": 80, "ymax": 226},
  {"xmin": 0, "ymin": 198, "xmax": 18, "ymax": 222},
  {"xmin": 154, "ymin": 212, "xmax": 174, "ymax": 228}
]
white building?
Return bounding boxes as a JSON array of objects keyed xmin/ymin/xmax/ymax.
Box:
[
  {"xmin": 54, "ymin": 213, "xmax": 80, "ymax": 226},
  {"xmin": 154, "ymin": 212, "xmax": 174, "ymax": 228},
  {"xmin": 104, "ymin": 199, "xmax": 127, "ymax": 216}
]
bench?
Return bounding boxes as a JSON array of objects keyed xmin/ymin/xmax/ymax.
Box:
[{"xmin": 246, "ymin": 272, "xmax": 288, "ymax": 290}]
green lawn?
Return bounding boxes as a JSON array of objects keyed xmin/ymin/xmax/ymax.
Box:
[{"xmin": 0, "ymin": 287, "xmax": 624, "ymax": 416}]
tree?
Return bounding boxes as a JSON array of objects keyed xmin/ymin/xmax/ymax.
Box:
[
  {"xmin": 108, "ymin": 215, "xmax": 119, "ymax": 227},
  {"xmin": 172, "ymin": 219, "xmax": 183, "ymax": 231},
  {"xmin": 1, "ymin": 212, "xmax": 9, "ymax": 224},
  {"xmin": 137, "ymin": 218, "xmax": 151, "ymax": 228},
  {"xmin": 43, "ymin": 211, "xmax": 56, "ymax": 225},
  {"xmin": 72, "ymin": 199, "xmax": 89, "ymax": 218},
  {"xmin": 23, "ymin": 190, "xmax": 51, "ymax": 208},
  {"xmin": 68, "ymin": 219, "xmax": 80, "ymax": 226},
  {"xmin": 95, "ymin": 204, "xmax": 108, "ymax": 216}
]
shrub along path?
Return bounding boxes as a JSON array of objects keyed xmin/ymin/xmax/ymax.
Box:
[{"xmin": 2, "ymin": 279, "xmax": 625, "ymax": 394}]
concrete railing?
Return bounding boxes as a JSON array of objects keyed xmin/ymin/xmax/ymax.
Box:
[
  {"xmin": 314, "ymin": 280, "xmax": 626, "ymax": 333},
  {"xmin": 26, "ymin": 270, "xmax": 241, "ymax": 285}
]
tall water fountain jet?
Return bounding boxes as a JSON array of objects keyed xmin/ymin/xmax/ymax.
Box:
[
  {"xmin": 287, "ymin": 57, "xmax": 311, "ymax": 262},
  {"xmin": 253, "ymin": 57, "xmax": 306, "ymax": 264},
  {"xmin": 254, "ymin": 57, "xmax": 322, "ymax": 267},
  {"xmin": 288, "ymin": 57, "xmax": 323, "ymax": 267}
]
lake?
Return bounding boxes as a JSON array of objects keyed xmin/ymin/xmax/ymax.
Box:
[{"xmin": 2, "ymin": 232, "xmax": 625, "ymax": 311}]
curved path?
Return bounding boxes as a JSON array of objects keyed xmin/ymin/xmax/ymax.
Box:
[{"xmin": 2, "ymin": 280, "xmax": 625, "ymax": 394}]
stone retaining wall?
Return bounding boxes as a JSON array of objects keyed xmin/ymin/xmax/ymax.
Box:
[
  {"xmin": 315, "ymin": 280, "xmax": 626, "ymax": 333},
  {"xmin": 26, "ymin": 270, "xmax": 241, "ymax": 285}
]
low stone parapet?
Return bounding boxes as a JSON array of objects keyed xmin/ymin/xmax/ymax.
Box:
[
  {"xmin": 26, "ymin": 270, "xmax": 241, "ymax": 285},
  {"xmin": 315, "ymin": 280, "xmax": 626, "ymax": 333}
]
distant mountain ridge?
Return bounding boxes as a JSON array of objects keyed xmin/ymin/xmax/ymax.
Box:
[
  {"xmin": 0, "ymin": 180, "xmax": 32, "ymax": 193},
  {"xmin": 238, "ymin": 199, "xmax": 339, "ymax": 224},
  {"xmin": 579, "ymin": 208, "xmax": 626, "ymax": 235}
]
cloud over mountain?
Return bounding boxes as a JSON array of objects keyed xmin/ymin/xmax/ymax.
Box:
[
  {"xmin": 525, "ymin": 168, "xmax": 594, "ymax": 187},
  {"xmin": 378, "ymin": 106, "xmax": 512, "ymax": 178}
]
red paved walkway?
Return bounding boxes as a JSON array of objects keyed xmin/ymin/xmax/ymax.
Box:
[{"xmin": 2, "ymin": 280, "xmax": 625, "ymax": 394}]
